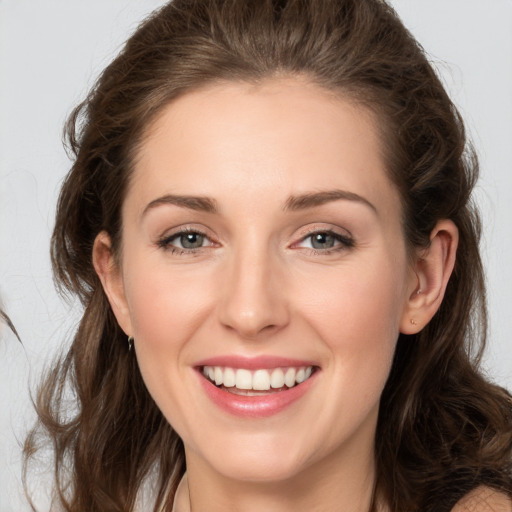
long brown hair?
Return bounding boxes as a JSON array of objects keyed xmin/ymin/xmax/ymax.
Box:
[{"xmin": 24, "ymin": 1, "xmax": 512, "ymax": 511}]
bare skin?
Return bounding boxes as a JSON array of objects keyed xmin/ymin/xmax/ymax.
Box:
[{"xmin": 94, "ymin": 78, "xmax": 459, "ymax": 512}]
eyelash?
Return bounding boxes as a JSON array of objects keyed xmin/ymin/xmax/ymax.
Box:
[
  {"xmin": 157, "ymin": 227, "xmax": 214, "ymax": 255},
  {"xmin": 157, "ymin": 228, "xmax": 354, "ymax": 255},
  {"xmin": 295, "ymin": 229, "xmax": 354, "ymax": 255}
]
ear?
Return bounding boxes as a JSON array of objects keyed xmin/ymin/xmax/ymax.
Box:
[
  {"xmin": 92, "ymin": 231, "xmax": 133, "ymax": 337},
  {"xmin": 400, "ymin": 219, "xmax": 459, "ymax": 334}
]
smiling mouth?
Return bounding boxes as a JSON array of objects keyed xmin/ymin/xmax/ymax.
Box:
[{"xmin": 201, "ymin": 365, "xmax": 316, "ymax": 396}]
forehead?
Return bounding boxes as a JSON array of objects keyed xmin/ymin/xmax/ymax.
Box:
[{"xmin": 128, "ymin": 78, "xmax": 400, "ymax": 219}]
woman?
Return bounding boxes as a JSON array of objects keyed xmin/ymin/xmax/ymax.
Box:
[{"xmin": 24, "ymin": 1, "xmax": 512, "ymax": 511}]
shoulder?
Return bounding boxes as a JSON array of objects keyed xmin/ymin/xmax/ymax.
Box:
[{"xmin": 451, "ymin": 486, "xmax": 512, "ymax": 512}]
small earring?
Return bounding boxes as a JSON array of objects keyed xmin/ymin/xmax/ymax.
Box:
[
  {"xmin": 128, "ymin": 336, "xmax": 134, "ymax": 351},
  {"xmin": 416, "ymin": 288, "xmax": 423, "ymax": 295},
  {"xmin": 410, "ymin": 319, "xmax": 418, "ymax": 326}
]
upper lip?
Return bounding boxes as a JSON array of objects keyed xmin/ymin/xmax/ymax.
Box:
[{"xmin": 195, "ymin": 355, "xmax": 319, "ymax": 370}]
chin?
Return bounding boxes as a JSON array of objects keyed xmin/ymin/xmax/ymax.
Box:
[
  {"xmin": 197, "ymin": 434, "xmax": 316, "ymax": 484},
  {"xmin": 216, "ymin": 457, "xmax": 306, "ymax": 484}
]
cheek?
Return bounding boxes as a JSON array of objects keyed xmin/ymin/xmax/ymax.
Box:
[
  {"xmin": 300, "ymin": 256, "xmax": 404, "ymax": 333},
  {"xmin": 296, "ymin": 256, "xmax": 405, "ymax": 392},
  {"xmin": 120, "ymin": 258, "xmax": 215, "ymax": 433},
  {"xmin": 120, "ymin": 256, "xmax": 212, "ymax": 390},
  {"xmin": 124, "ymin": 258, "xmax": 211, "ymax": 348}
]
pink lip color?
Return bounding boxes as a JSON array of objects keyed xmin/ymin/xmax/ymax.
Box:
[
  {"xmin": 196, "ymin": 365, "xmax": 318, "ymax": 418},
  {"xmin": 195, "ymin": 355, "xmax": 318, "ymax": 370}
]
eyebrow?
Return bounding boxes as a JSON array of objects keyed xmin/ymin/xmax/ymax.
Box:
[
  {"xmin": 284, "ymin": 189, "xmax": 377, "ymax": 214},
  {"xmin": 142, "ymin": 194, "xmax": 218, "ymax": 216},
  {"xmin": 142, "ymin": 189, "xmax": 377, "ymax": 217}
]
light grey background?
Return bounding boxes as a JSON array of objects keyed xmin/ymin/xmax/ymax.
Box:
[{"xmin": 1, "ymin": 1, "xmax": 511, "ymax": 511}]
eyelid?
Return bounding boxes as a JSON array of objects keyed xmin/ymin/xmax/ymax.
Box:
[
  {"xmin": 293, "ymin": 223, "xmax": 353, "ymax": 242},
  {"xmin": 291, "ymin": 225, "xmax": 355, "ymax": 252},
  {"xmin": 155, "ymin": 223, "xmax": 354, "ymax": 255},
  {"xmin": 156, "ymin": 225, "xmax": 218, "ymax": 251}
]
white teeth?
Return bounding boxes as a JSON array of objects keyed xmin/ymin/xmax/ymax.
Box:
[
  {"xmin": 253, "ymin": 369, "xmax": 271, "ymax": 390},
  {"xmin": 214, "ymin": 367, "xmax": 223, "ymax": 386},
  {"xmin": 235, "ymin": 369, "xmax": 252, "ymax": 390},
  {"xmin": 284, "ymin": 367, "xmax": 296, "ymax": 388},
  {"xmin": 223, "ymin": 367, "xmax": 236, "ymax": 387},
  {"xmin": 202, "ymin": 365, "xmax": 315, "ymax": 391},
  {"xmin": 270, "ymin": 368, "xmax": 285, "ymax": 389}
]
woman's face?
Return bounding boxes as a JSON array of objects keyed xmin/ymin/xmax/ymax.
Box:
[{"xmin": 107, "ymin": 79, "xmax": 417, "ymax": 483}]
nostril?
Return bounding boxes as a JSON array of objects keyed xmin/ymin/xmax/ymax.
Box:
[{"xmin": 218, "ymin": 271, "xmax": 290, "ymax": 338}]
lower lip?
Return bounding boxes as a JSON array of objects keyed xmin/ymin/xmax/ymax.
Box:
[{"xmin": 197, "ymin": 369, "xmax": 318, "ymax": 418}]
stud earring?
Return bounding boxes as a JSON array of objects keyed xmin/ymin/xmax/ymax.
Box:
[
  {"xmin": 416, "ymin": 288, "xmax": 423, "ymax": 295},
  {"xmin": 128, "ymin": 336, "xmax": 134, "ymax": 351},
  {"xmin": 410, "ymin": 319, "xmax": 418, "ymax": 326}
]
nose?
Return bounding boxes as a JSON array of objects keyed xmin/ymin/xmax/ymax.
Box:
[{"xmin": 218, "ymin": 246, "xmax": 290, "ymax": 340}]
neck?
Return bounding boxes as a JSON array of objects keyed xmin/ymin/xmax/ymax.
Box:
[{"xmin": 184, "ymin": 439, "xmax": 378, "ymax": 512}]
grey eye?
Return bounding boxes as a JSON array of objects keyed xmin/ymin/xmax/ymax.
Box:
[
  {"xmin": 179, "ymin": 232, "xmax": 205, "ymax": 249},
  {"xmin": 310, "ymin": 232, "xmax": 337, "ymax": 249}
]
